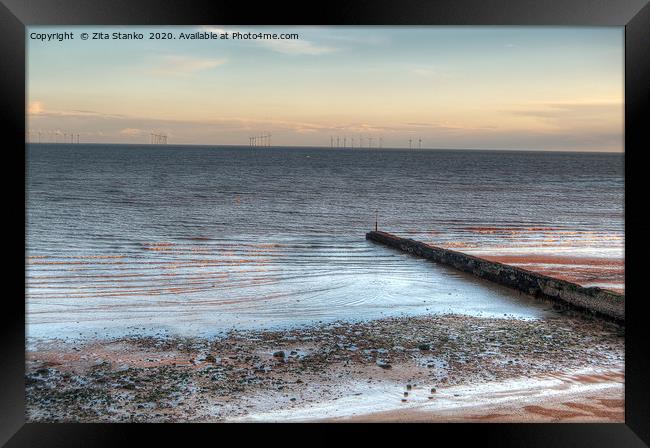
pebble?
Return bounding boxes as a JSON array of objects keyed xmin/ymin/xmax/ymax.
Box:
[{"xmin": 376, "ymin": 360, "xmax": 392, "ymax": 369}]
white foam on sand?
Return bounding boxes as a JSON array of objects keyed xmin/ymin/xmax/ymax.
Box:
[{"xmin": 229, "ymin": 367, "xmax": 623, "ymax": 422}]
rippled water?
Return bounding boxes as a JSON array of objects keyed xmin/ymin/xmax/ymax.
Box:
[{"xmin": 26, "ymin": 144, "xmax": 624, "ymax": 338}]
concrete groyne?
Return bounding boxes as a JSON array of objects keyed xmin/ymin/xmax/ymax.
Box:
[{"xmin": 366, "ymin": 231, "xmax": 624, "ymax": 324}]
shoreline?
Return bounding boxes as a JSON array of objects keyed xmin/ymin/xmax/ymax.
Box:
[
  {"xmin": 26, "ymin": 312, "xmax": 624, "ymax": 422},
  {"xmin": 241, "ymin": 368, "xmax": 623, "ymax": 423}
]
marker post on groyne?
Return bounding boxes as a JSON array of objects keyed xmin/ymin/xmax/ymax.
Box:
[{"xmin": 366, "ymin": 230, "xmax": 625, "ymax": 325}]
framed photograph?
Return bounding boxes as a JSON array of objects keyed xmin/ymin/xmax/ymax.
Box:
[{"xmin": 2, "ymin": 0, "xmax": 648, "ymax": 445}]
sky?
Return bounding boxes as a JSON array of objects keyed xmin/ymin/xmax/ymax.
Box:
[{"xmin": 27, "ymin": 26, "xmax": 624, "ymax": 151}]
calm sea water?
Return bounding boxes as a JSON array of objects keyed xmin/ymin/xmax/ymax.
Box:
[{"xmin": 26, "ymin": 145, "xmax": 624, "ymax": 339}]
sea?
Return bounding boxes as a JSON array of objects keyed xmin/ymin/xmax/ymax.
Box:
[{"xmin": 25, "ymin": 144, "xmax": 624, "ymax": 340}]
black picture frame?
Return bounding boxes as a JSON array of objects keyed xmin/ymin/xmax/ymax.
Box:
[{"xmin": 2, "ymin": 0, "xmax": 648, "ymax": 446}]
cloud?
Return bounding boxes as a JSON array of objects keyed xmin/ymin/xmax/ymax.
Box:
[
  {"xmin": 152, "ymin": 55, "xmax": 227, "ymax": 76},
  {"xmin": 317, "ymin": 31, "xmax": 387, "ymax": 46},
  {"xmin": 281, "ymin": 120, "xmax": 492, "ymax": 136},
  {"xmin": 404, "ymin": 121, "xmax": 496, "ymax": 132},
  {"xmin": 119, "ymin": 128, "xmax": 143, "ymax": 135},
  {"xmin": 200, "ymin": 27, "xmax": 227, "ymax": 35},
  {"xmin": 412, "ymin": 68, "xmax": 438, "ymax": 77},
  {"xmin": 26, "ymin": 102, "xmax": 623, "ymax": 151},
  {"xmin": 257, "ymin": 39, "xmax": 337, "ymax": 55},
  {"xmin": 28, "ymin": 101, "xmax": 44, "ymax": 114},
  {"xmin": 27, "ymin": 105, "xmax": 125, "ymax": 119},
  {"xmin": 410, "ymin": 65, "xmax": 452, "ymax": 80},
  {"xmin": 510, "ymin": 101, "xmax": 621, "ymax": 117},
  {"xmin": 507, "ymin": 101, "xmax": 623, "ymax": 131},
  {"xmin": 200, "ymin": 26, "xmax": 337, "ymax": 55}
]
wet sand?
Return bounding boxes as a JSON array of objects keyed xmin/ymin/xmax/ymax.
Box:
[
  {"xmin": 26, "ymin": 312, "xmax": 624, "ymax": 422},
  {"xmin": 322, "ymin": 370, "xmax": 623, "ymax": 423}
]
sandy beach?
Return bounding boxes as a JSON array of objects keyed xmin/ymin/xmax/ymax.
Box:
[{"xmin": 26, "ymin": 312, "xmax": 624, "ymax": 423}]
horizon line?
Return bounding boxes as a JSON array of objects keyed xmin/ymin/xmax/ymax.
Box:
[{"xmin": 25, "ymin": 142, "xmax": 624, "ymax": 154}]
